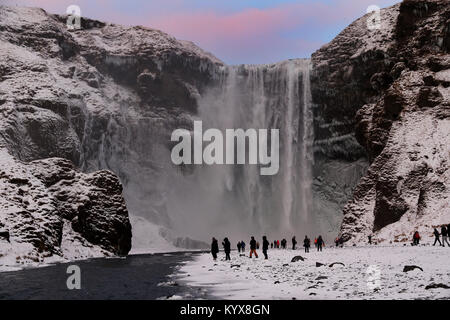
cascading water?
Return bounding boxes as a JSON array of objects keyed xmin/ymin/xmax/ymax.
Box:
[
  {"xmin": 166, "ymin": 59, "xmax": 315, "ymax": 241},
  {"xmin": 80, "ymin": 58, "xmax": 315, "ymax": 247}
]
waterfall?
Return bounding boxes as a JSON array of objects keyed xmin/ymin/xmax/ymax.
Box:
[
  {"xmin": 167, "ymin": 59, "xmax": 315, "ymax": 240},
  {"xmin": 81, "ymin": 58, "xmax": 315, "ymax": 246}
]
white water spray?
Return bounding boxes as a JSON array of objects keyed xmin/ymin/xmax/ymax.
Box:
[{"xmin": 171, "ymin": 59, "xmax": 315, "ymax": 239}]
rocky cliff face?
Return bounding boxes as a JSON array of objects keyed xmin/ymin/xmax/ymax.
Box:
[
  {"xmin": 0, "ymin": 6, "xmax": 220, "ymax": 264},
  {"xmin": 312, "ymin": 0, "xmax": 450, "ymax": 243}
]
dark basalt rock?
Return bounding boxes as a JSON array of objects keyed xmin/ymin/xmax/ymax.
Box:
[
  {"xmin": 417, "ymin": 86, "xmax": 443, "ymax": 108},
  {"xmin": 316, "ymin": 262, "xmax": 325, "ymax": 267},
  {"xmin": 425, "ymin": 283, "xmax": 450, "ymax": 289},
  {"xmin": 0, "ymin": 230, "xmax": 10, "ymax": 242},
  {"xmin": 329, "ymin": 262, "xmax": 345, "ymax": 268},
  {"xmin": 291, "ymin": 255, "xmax": 306, "ymax": 262},
  {"xmin": 403, "ymin": 265, "xmax": 423, "ymax": 272}
]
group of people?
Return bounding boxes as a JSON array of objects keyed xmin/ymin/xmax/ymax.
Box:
[
  {"xmin": 211, "ymin": 224, "xmax": 450, "ymax": 262},
  {"xmin": 431, "ymin": 225, "xmax": 450, "ymax": 247},
  {"xmin": 410, "ymin": 225, "xmax": 450, "ymax": 247},
  {"xmin": 211, "ymin": 234, "xmax": 326, "ymax": 261},
  {"xmin": 334, "ymin": 237, "xmax": 344, "ymax": 247},
  {"xmin": 270, "ymin": 239, "xmax": 288, "ymax": 249},
  {"xmin": 236, "ymin": 241, "xmax": 246, "ymax": 252}
]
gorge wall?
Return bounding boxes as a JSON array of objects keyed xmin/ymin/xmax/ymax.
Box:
[{"xmin": 311, "ymin": 0, "xmax": 449, "ymax": 243}]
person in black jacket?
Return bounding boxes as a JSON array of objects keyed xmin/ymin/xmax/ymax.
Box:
[
  {"xmin": 441, "ymin": 226, "xmax": 450, "ymax": 247},
  {"xmin": 281, "ymin": 238, "xmax": 287, "ymax": 249},
  {"xmin": 237, "ymin": 241, "xmax": 242, "ymax": 253},
  {"xmin": 292, "ymin": 236, "xmax": 297, "ymax": 250},
  {"xmin": 249, "ymin": 236, "xmax": 258, "ymax": 258},
  {"xmin": 211, "ymin": 237, "xmax": 219, "ymax": 261},
  {"xmin": 317, "ymin": 235, "xmax": 324, "ymax": 252},
  {"xmin": 222, "ymin": 237, "xmax": 231, "ymax": 260},
  {"xmin": 433, "ymin": 228, "xmax": 442, "ymax": 246},
  {"xmin": 303, "ymin": 236, "xmax": 310, "ymax": 253},
  {"xmin": 262, "ymin": 236, "xmax": 269, "ymax": 259}
]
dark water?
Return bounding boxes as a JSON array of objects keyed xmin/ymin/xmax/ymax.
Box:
[{"xmin": 0, "ymin": 252, "xmax": 210, "ymax": 300}]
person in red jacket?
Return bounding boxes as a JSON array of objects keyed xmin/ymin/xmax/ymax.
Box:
[{"xmin": 412, "ymin": 231, "xmax": 420, "ymax": 246}]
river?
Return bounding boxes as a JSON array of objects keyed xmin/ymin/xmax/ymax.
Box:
[{"xmin": 0, "ymin": 251, "xmax": 210, "ymax": 300}]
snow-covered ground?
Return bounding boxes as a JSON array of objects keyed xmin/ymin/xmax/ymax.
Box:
[{"xmin": 176, "ymin": 244, "xmax": 450, "ymax": 300}]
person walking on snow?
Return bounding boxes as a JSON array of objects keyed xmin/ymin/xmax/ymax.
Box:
[
  {"xmin": 249, "ymin": 236, "xmax": 258, "ymax": 258},
  {"xmin": 211, "ymin": 237, "xmax": 219, "ymax": 261},
  {"xmin": 368, "ymin": 235, "xmax": 372, "ymax": 245},
  {"xmin": 412, "ymin": 231, "xmax": 420, "ymax": 246},
  {"xmin": 237, "ymin": 241, "xmax": 242, "ymax": 253},
  {"xmin": 241, "ymin": 241, "xmax": 245, "ymax": 252},
  {"xmin": 222, "ymin": 237, "xmax": 231, "ymax": 260},
  {"xmin": 303, "ymin": 236, "xmax": 310, "ymax": 253},
  {"xmin": 433, "ymin": 228, "xmax": 442, "ymax": 246},
  {"xmin": 317, "ymin": 235, "xmax": 324, "ymax": 252},
  {"xmin": 441, "ymin": 226, "xmax": 450, "ymax": 247},
  {"xmin": 292, "ymin": 236, "xmax": 297, "ymax": 250},
  {"xmin": 262, "ymin": 236, "xmax": 269, "ymax": 259}
]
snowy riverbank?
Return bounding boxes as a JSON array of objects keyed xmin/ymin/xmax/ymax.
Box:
[{"xmin": 176, "ymin": 245, "xmax": 450, "ymax": 300}]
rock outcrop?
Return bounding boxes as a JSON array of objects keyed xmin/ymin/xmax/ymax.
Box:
[
  {"xmin": 0, "ymin": 148, "xmax": 131, "ymax": 266},
  {"xmin": 312, "ymin": 0, "xmax": 450, "ymax": 243}
]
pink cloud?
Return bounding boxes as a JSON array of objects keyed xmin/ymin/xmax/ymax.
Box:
[
  {"xmin": 5, "ymin": 0, "xmax": 400, "ymax": 63},
  {"xmin": 146, "ymin": 7, "xmax": 295, "ymax": 43}
]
